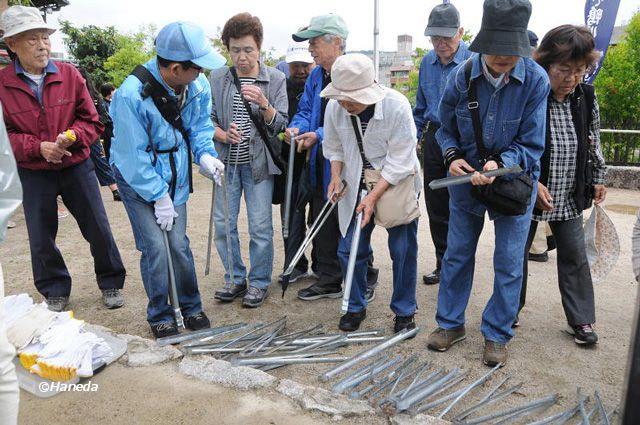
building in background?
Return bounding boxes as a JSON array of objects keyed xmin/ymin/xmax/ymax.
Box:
[{"xmin": 354, "ymin": 34, "xmax": 415, "ymax": 88}]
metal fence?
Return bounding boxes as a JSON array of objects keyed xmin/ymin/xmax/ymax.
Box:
[{"xmin": 600, "ymin": 129, "xmax": 640, "ymax": 166}]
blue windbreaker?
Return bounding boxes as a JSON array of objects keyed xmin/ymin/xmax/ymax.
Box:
[{"xmin": 110, "ymin": 58, "xmax": 217, "ymax": 206}]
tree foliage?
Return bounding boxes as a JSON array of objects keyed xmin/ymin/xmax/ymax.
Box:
[
  {"xmin": 59, "ymin": 20, "xmax": 119, "ymax": 87},
  {"xmin": 104, "ymin": 26, "xmax": 156, "ymax": 87},
  {"xmin": 594, "ymin": 12, "xmax": 640, "ymax": 163}
]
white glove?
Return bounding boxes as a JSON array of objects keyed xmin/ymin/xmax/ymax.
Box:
[
  {"xmin": 199, "ymin": 153, "xmax": 225, "ymax": 186},
  {"xmin": 154, "ymin": 194, "xmax": 178, "ymax": 231}
]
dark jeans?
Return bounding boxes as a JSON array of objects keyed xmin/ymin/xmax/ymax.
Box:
[
  {"xmin": 520, "ymin": 217, "xmax": 596, "ymax": 325},
  {"xmin": 18, "ymin": 160, "xmax": 126, "ymax": 298},
  {"xmin": 280, "ymin": 178, "xmax": 309, "ymax": 273},
  {"xmin": 89, "ymin": 141, "xmax": 116, "ymax": 187},
  {"xmin": 422, "ymin": 123, "xmax": 449, "ymax": 270}
]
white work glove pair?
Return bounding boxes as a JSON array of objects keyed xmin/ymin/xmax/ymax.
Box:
[
  {"xmin": 154, "ymin": 194, "xmax": 179, "ymax": 232},
  {"xmin": 199, "ymin": 153, "xmax": 225, "ymax": 186}
]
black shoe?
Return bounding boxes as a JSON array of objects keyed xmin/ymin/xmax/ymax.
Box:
[
  {"xmin": 46, "ymin": 296, "xmax": 69, "ymax": 312},
  {"xmin": 394, "ymin": 315, "xmax": 416, "ymax": 335},
  {"xmin": 184, "ymin": 312, "xmax": 210, "ymax": 331},
  {"xmin": 423, "ymin": 269, "xmax": 440, "ymax": 285},
  {"xmin": 512, "ymin": 314, "xmax": 520, "ymax": 328},
  {"xmin": 214, "ymin": 281, "xmax": 247, "ymax": 302},
  {"xmin": 367, "ymin": 266, "xmax": 379, "ymax": 286},
  {"xmin": 567, "ymin": 324, "xmax": 598, "ymax": 346},
  {"xmin": 339, "ymin": 310, "xmax": 366, "ymax": 332},
  {"xmin": 528, "ymin": 252, "xmax": 549, "ymax": 262},
  {"xmin": 297, "ymin": 282, "xmax": 342, "ymax": 301},
  {"xmin": 112, "ymin": 189, "xmax": 122, "ymax": 202},
  {"xmin": 151, "ymin": 322, "xmax": 179, "ymax": 339},
  {"xmin": 365, "ymin": 281, "xmax": 377, "ymax": 303},
  {"xmin": 278, "ymin": 268, "xmax": 310, "ymax": 284}
]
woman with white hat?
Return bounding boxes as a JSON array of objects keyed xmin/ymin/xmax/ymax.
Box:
[{"xmin": 321, "ymin": 53, "xmax": 421, "ymax": 333}]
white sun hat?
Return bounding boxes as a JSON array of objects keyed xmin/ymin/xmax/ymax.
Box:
[
  {"xmin": 0, "ymin": 6, "xmax": 56, "ymax": 39},
  {"xmin": 320, "ymin": 53, "xmax": 385, "ymax": 105}
]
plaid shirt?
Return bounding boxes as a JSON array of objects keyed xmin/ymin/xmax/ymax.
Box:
[{"xmin": 533, "ymin": 94, "xmax": 606, "ymax": 222}]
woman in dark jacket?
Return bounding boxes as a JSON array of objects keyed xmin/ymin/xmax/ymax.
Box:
[{"xmin": 519, "ymin": 25, "xmax": 607, "ymax": 345}]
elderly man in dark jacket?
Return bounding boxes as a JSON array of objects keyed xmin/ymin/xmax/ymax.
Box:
[{"xmin": 0, "ymin": 5, "xmax": 126, "ymax": 312}]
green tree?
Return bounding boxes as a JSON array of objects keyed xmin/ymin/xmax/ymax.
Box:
[
  {"xmin": 594, "ymin": 12, "xmax": 640, "ymax": 163},
  {"xmin": 59, "ymin": 20, "xmax": 119, "ymax": 87},
  {"xmin": 103, "ymin": 26, "xmax": 156, "ymax": 86}
]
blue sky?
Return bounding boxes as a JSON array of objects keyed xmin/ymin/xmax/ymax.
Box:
[{"xmin": 47, "ymin": 0, "xmax": 640, "ymax": 57}]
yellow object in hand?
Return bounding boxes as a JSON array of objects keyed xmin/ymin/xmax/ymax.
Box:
[{"xmin": 64, "ymin": 130, "xmax": 76, "ymax": 143}]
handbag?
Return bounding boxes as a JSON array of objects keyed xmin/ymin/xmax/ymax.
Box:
[
  {"xmin": 350, "ymin": 115, "xmax": 420, "ymax": 228},
  {"xmin": 463, "ymin": 59, "xmax": 533, "ymax": 216},
  {"xmin": 229, "ymin": 67, "xmax": 286, "ymax": 204}
]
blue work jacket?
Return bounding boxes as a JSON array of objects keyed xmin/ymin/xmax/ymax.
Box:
[
  {"xmin": 437, "ymin": 53, "xmax": 550, "ymax": 217},
  {"xmin": 109, "ymin": 58, "xmax": 217, "ymax": 206},
  {"xmin": 413, "ymin": 41, "xmax": 471, "ymax": 139}
]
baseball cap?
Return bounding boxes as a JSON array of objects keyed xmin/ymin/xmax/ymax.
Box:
[
  {"xmin": 285, "ymin": 42, "xmax": 313, "ymax": 64},
  {"xmin": 292, "ymin": 14, "xmax": 348, "ymax": 42},
  {"xmin": 155, "ymin": 21, "xmax": 226, "ymax": 70}
]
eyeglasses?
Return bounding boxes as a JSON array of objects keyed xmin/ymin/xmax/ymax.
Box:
[
  {"xmin": 189, "ymin": 64, "xmax": 203, "ymax": 72},
  {"xmin": 430, "ymin": 36, "xmax": 455, "ymax": 46},
  {"xmin": 23, "ymin": 34, "xmax": 51, "ymax": 47},
  {"xmin": 550, "ymin": 65, "xmax": 587, "ymax": 80}
]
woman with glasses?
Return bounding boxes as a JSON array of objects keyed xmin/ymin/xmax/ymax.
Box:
[
  {"xmin": 208, "ymin": 13, "xmax": 288, "ymax": 308},
  {"xmin": 518, "ymin": 25, "xmax": 607, "ymax": 346}
]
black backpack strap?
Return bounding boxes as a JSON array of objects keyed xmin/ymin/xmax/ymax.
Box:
[
  {"xmin": 464, "ymin": 59, "xmax": 489, "ymax": 163},
  {"xmin": 349, "ymin": 115, "xmax": 368, "ymax": 189},
  {"xmin": 131, "ymin": 65, "xmax": 192, "ymax": 200},
  {"xmin": 229, "ymin": 67, "xmax": 284, "ymax": 172}
]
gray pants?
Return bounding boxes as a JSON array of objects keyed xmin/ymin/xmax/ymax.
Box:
[{"xmin": 521, "ymin": 216, "xmax": 596, "ymax": 325}]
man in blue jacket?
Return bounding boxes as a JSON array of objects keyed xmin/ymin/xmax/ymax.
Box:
[
  {"xmin": 287, "ymin": 14, "xmax": 378, "ymax": 302},
  {"xmin": 426, "ymin": 0, "xmax": 549, "ymax": 367},
  {"xmin": 110, "ymin": 22, "xmax": 226, "ymax": 338},
  {"xmin": 413, "ymin": 2, "xmax": 471, "ymax": 286}
]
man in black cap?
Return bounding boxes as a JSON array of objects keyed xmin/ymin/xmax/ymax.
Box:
[
  {"xmin": 426, "ymin": 0, "xmax": 550, "ymax": 367},
  {"xmin": 413, "ymin": 2, "xmax": 472, "ymax": 286}
]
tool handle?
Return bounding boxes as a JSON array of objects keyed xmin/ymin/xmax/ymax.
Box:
[{"xmin": 428, "ymin": 165, "xmax": 523, "ymax": 190}]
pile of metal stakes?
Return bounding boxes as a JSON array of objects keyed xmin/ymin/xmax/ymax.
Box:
[
  {"xmin": 157, "ymin": 317, "xmax": 390, "ymax": 371},
  {"xmin": 318, "ymin": 334, "xmax": 618, "ymax": 424}
]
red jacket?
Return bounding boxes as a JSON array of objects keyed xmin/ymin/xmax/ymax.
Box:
[{"xmin": 0, "ymin": 61, "xmax": 103, "ymax": 170}]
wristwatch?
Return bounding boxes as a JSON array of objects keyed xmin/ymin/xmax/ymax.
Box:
[{"xmin": 259, "ymin": 101, "xmax": 270, "ymax": 111}]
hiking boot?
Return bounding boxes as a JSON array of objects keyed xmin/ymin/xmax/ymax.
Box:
[
  {"xmin": 528, "ymin": 252, "xmax": 549, "ymax": 262},
  {"xmin": 339, "ymin": 310, "xmax": 367, "ymax": 332},
  {"xmin": 242, "ymin": 286, "xmax": 268, "ymax": 308},
  {"xmin": 483, "ymin": 340, "xmax": 508, "ymax": 367},
  {"xmin": 184, "ymin": 312, "xmax": 210, "ymax": 331},
  {"xmin": 102, "ymin": 289, "xmax": 124, "ymax": 309},
  {"xmin": 423, "ymin": 269, "xmax": 441, "ymax": 285},
  {"xmin": 427, "ymin": 326, "xmax": 466, "ymax": 352},
  {"xmin": 567, "ymin": 324, "xmax": 598, "ymax": 346},
  {"xmin": 214, "ymin": 280, "xmax": 247, "ymax": 302},
  {"xmin": 151, "ymin": 322, "xmax": 179, "ymax": 339},
  {"xmin": 46, "ymin": 296, "xmax": 69, "ymax": 312},
  {"xmin": 394, "ymin": 315, "xmax": 416, "ymax": 335},
  {"xmin": 112, "ymin": 189, "xmax": 122, "ymax": 202},
  {"xmin": 297, "ymin": 282, "xmax": 342, "ymax": 301},
  {"xmin": 278, "ymin": 268, "xmax": 309, "ymax": 284}
]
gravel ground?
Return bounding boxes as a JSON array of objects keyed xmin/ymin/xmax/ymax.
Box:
[{"xmin": 3, "ymin": 171, "xmax": 638, "ymax": 424}]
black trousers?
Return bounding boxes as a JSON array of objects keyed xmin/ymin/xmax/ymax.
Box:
[
  {"xmin": 309, "ymin": 189, "xmax": 378, "ymax": 288},
  {"xmin": 18, "ymin": 160, "xmax": 126, "ymax": 298},
  {"xmin": 520, "ymin": 217, "xmax": 596, "ymax": 325},
  {"xmin": 89, "ymin": 141, "xmax": 116, "ymax": 187},
  {"xmin": 422, "ymin": 123, "xmax": 449, "ymax": 270},
  {"xmin": 281, "ymin": 178, "xmax": 310, "ymax": 273}
]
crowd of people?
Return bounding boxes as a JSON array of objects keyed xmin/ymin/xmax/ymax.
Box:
[{"xmin": 0, "ymin": 0, "xmax": 629, "ymax": 400}]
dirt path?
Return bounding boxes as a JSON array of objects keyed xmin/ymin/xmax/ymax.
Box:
[{"xmin": 3, "ymin": 173, "xmax": 638, "ymax": 424}]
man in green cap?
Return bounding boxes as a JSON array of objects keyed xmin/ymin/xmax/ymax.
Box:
[{"xmin": 286, "ymin": 15, "xmax": 379, "ymax": 303}]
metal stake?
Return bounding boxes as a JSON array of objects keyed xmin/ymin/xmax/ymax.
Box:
[
  {"xmin": 437, "ymin": 363, "xmax": 502, "ymax": 419},
  {"xmin": 320, "ymin": 327, "xmax": 419, "ymax": 381},
  {"xmin": 283, "ymin": 130, "xmax": 296, "ymax": 239},
  {"xmin": 463, "ymin": 394, "xmax": 558, "ymax": 425},
  {"xmin": 342, "ymin": 188, "xmax": 367, "ymax": 314},
  {"xmin": 221, "ymin": 172, "xmax": 235, "ymax": 287},
  {"xmin": 162, "ymin": 230, "xmax": 184, "ymax": 330},
  {"xmin": 157, "ymin": 322, "xmax": 246, "ymax": 347}
]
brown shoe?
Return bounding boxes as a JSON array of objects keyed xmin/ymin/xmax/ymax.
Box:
[
  {"xmin": 427, "ymin": 326, "xmax": 466, "ymax": 352},
  {"xmin": 483, "ymin": 340, "xmax": 507, "ymax": 367}
]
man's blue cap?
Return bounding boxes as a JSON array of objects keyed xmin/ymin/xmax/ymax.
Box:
[{"xmin": 155, "ymin": 21, "xmax": 227, "ymax": 70}]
